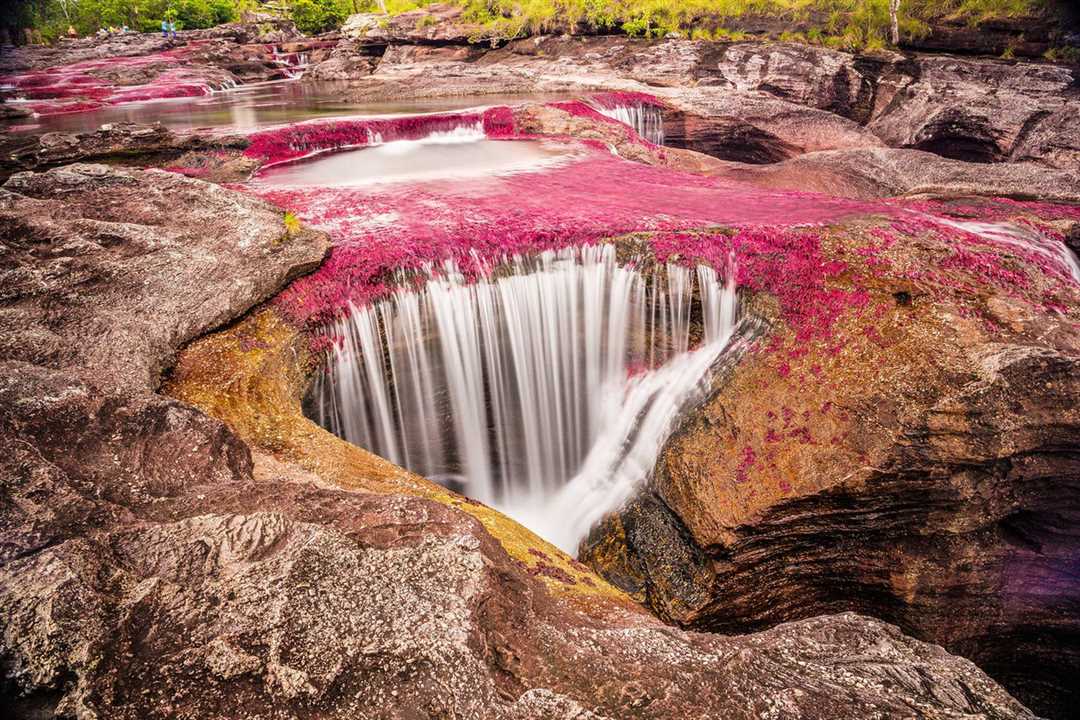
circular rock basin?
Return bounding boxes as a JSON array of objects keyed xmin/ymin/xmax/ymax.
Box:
[{"xmin": 254, "ymin": 133, "xmax": 573, "ymax": 187}]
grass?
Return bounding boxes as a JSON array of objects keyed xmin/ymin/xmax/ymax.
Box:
[{"xmin": 384, "ymin": 0, "xmax": 1053, "ymax": 49}]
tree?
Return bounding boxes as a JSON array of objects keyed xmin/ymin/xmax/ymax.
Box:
[
  {"xmin": 889, "ymin": 0, "xmax": 901, "ymax": 46},
  {"xmin": 289, "ymin": 0, "xmax": 346, "ymax": 35}
]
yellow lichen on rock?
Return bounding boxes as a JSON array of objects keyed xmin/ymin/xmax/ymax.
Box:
[{"xmin": 164, "ymin": 307, "xmax": 631, "ymax": 605}]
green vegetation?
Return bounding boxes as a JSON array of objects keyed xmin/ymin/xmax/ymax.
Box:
[
  {"xmin": 455, "ymin": 0, "xmax": 1050, "ymax": 48},
  {"xmin": 8, "ymin": 0, "xmax": 1057, "ymax": 50},
  {"xmin": 283, "ymin": 210, "xmax": 302, "ymax": 236},
  {"xmin": 14, "ymin": 0, "xmax": 241, "ymax": 40},
  {"xmin": 9, "ymin": 0, "xmax": 379, "ymax": 41},
  {"xmin": 289, "ymin": 0, "xmax": 346, "ymax": 33}
]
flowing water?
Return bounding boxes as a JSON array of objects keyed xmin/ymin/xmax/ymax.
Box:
[
  {"xmin": 3, "ymin": 80, "xmax": 575, "ymax": 135},
  {"xmin": 928, "ymin": 215, "xmax": 1080, "ymax": 283},
  {"xmin": 595, "ymin": 103, "xmax": 665, "ymax": 146},
  {"xmin": 309, "ymin": 245, "xmax": 738, "ymax": 551}
]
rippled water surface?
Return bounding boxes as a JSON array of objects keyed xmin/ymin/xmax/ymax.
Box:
[{"xmin": 5, "ymin": 79, "xmax": 574, "ymax": 135}]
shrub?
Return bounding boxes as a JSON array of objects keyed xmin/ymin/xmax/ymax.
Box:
[{"xmin": 290, "ymin": 0, "xmax": 348, "ymax": 34}]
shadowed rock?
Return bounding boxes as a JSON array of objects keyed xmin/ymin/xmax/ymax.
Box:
[{"xmin": 583, "ymin": 225, "xmax": 1080, "ymax": 718}]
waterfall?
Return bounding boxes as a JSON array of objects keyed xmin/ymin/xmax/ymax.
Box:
[
  {"xmin": 365, "ymin": 121, "xmax": 486, "ymax": 149},
  {"xmin": 311, "ymin": 244, "xmax": 738, "ymax": 551},
  {"xmin": 594, "ymin": 104, "xmax": 665, "ymax": 146},
  {"xmin": 272, "ymin": 47, "xmax": 311, "ymax": 80}
]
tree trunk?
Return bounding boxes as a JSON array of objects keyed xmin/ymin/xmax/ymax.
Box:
[{"xmin": 889, "ymin": 0, "xmax": 901, "ymax": 46}]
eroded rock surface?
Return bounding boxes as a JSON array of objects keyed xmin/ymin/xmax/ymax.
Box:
[
  {"xmin": 0, "ymin": 163, "xmax": 327, "ymax": 393},
  {"xmin": 0, "ymin": 122, "xmax": 251, "ymax": 181},
  {"xmin": 0, "ymin": 164, "xmax": 1041, "ymax": 719},
  {"xmin": 582, "ymin": 211, "xmax": 1080, "ymax": 718},
  {"xmin": 320, "ymin": 34, "xmax": 1080, "ymax": 173}
]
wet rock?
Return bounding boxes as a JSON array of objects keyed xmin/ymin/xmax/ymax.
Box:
[
  {"xmin": 0, "ymin": 122, "xmax": 249, "ymax": 181},
  {"xmin": 0, "ymin": 21, "xmax": 300, "ymax": 75}
]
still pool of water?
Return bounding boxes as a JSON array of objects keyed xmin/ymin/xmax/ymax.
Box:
[
  {"xmin": 253, "ymin": 132, "xmax": 573, "ymax": 187},
  {"xmin": 4, "ymin": 79, "xmax": 575, "ymax": 135}
]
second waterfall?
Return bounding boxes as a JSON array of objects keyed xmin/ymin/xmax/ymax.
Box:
[{"xmin": 310, "ymin": 244, "xmax": 738, "ymax": 550}]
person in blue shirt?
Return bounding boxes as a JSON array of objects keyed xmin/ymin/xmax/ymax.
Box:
[{"xmin": 161, "ymin": 19, "xmax": 168, "ymax": 38}]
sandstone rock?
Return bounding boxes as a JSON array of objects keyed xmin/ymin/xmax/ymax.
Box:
[
  {"xmin": 662, "ymin": 87, "xmax": 884, "ymax": 162},
  {"xmin": 303, "ymin": 38, "xmax": 383, "ymax": 81},
  {"xmin": 720, "ymin": 146, "xmax": 1080, "ymax": 201},
  {"xmin": 868, "ymin": 56, "xmax": 1080, "ymax": 168},
  {"xmin": 583, "ymin": 224, "xmax": 1080, "ymax": 719},
  {"xmin": 706, "ymin": 42, "xmax": 909, "ymax": 123},
  {"xmin": 0, "ymin": 163, "xmax": 328, "ymax": 394},
  {"xmin": 342, "ymin": 4, "xmax": 484, "ymax": 46},
  {"xmin": 0, "ymin": 21, "xmax": 300, "ymax": 75},
  {"xmin": 0, "ymin": 160, "xmax": 1040, "ymax": 720},
  {"xmin": 902, "ymin": 13, "xmax": 1064, "ymax": 59},
  {"xmin": 0, "ymin": 122, "xmax": 249, "ymax": 181}
]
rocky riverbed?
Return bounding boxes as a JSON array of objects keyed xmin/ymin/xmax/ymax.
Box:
[{"xmin": 2, "ymin": 9, "xmax": 1079, "ymax": 720}]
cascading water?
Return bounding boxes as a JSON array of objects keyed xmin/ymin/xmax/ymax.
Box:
[
  {"xmin": 365, "ymin": 121, "xmax": 486, "ymax": 148},
  {"xmin": 310, "ymin": 244, "xmax": 738, "ymax": 551},
  {"xmin": 594, "ymin": 103, "xmax": 665, "ymax": 146},
  {"xmin": 271, "ymin": 47, "xmax": 311, "ymax": 80},
  {"xmin": 927, "ymin": 215, "xmax": 1080, "ymax": 283}
]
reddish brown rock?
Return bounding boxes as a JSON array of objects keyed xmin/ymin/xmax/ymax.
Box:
[
  {"xmin": 0, "ymin": 123, "xmax": 251, "ymax": 181},
  {"xmin": 582, "ymin": 214, "xmax": 1080, "ymax": 719},
  {"xmin": 0, "ymin": 163, "xmax": 327, "ymax": 394},
  {"xmin": 0, "ymin": 159, "xmax": 1040, "ymax": 720}
]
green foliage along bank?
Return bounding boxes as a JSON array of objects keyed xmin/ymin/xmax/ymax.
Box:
[
  {"xmin": 12, "ymin": 0, "xmax": 239, "ymax": 40},
  {"xmin": 456, "ymin": 0, "xmax": 1057, "ymax": 49},
  {"xmin": 6, "ymin": 0, "xmax": 1067, "ymax": 53}
]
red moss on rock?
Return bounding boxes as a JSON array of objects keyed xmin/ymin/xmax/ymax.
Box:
[
  {"xmin": 589, "ymin": 91, "xmax": 666, "ymax": 109},
  {"xmin": 236, "ymin": 111, "xmax": 1079, "ymax": 341}
]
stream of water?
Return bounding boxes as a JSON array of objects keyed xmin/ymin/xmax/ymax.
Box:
[{"xmin": 3, "ymin": 80, "xmax": 577, "ymax": 134}]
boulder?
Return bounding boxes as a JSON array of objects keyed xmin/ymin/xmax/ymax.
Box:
[
  {"xmin": 0, "ymin": 123, "xmax": 250, "ymax": 181},
  {"xmin": 0, "ymin": 163, "xmax": 328, "ymax": 394},
  {"xmin": 662, "ymin": 88, "xmax": 884, "ymax": 163},
  {"xmin": 582, "ymin": 208, "xmax": 1080, "ymax": 719},
  {"xmin": 342, "ymin": 4, "xmax": 484, "ymax": 46},
  {"xmin": 705, "ymin": 41, "xmax": 910, "ymax": 123},
  {"xmin": 868, "ymin": 56, "xmax": 1080, "ymax": 168}
]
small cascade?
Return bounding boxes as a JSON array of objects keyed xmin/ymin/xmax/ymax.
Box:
[
  {"xmin": 311, "ymin": 245, "xmax": 738, "ymax": 551},
  {"xmin": 365, "ymin": 121, "xmax": 485, "ymax": 148},
  {"xmin": 211, "ymin": 77, "xmax": 239, "ymax": 93},
  {"xmin": 271, "ymin": 46, "xmax": 311, "ymax": 80},
  {"xmin": 594, "ymin": 103, "xmax": 665, "ymax": 145},
  {"xmin": 927, "ymin": 215, "xmax": 1080, "ymax": 284}
]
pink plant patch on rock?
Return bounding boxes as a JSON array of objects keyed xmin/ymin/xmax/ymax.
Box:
[
  {"xmin": 3, "ymin": 42, "xmax": 231, "ymax": 116},
  {"xmin": 235, "ymin": 110, "xmax": 1080, "ymax": 337}
]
